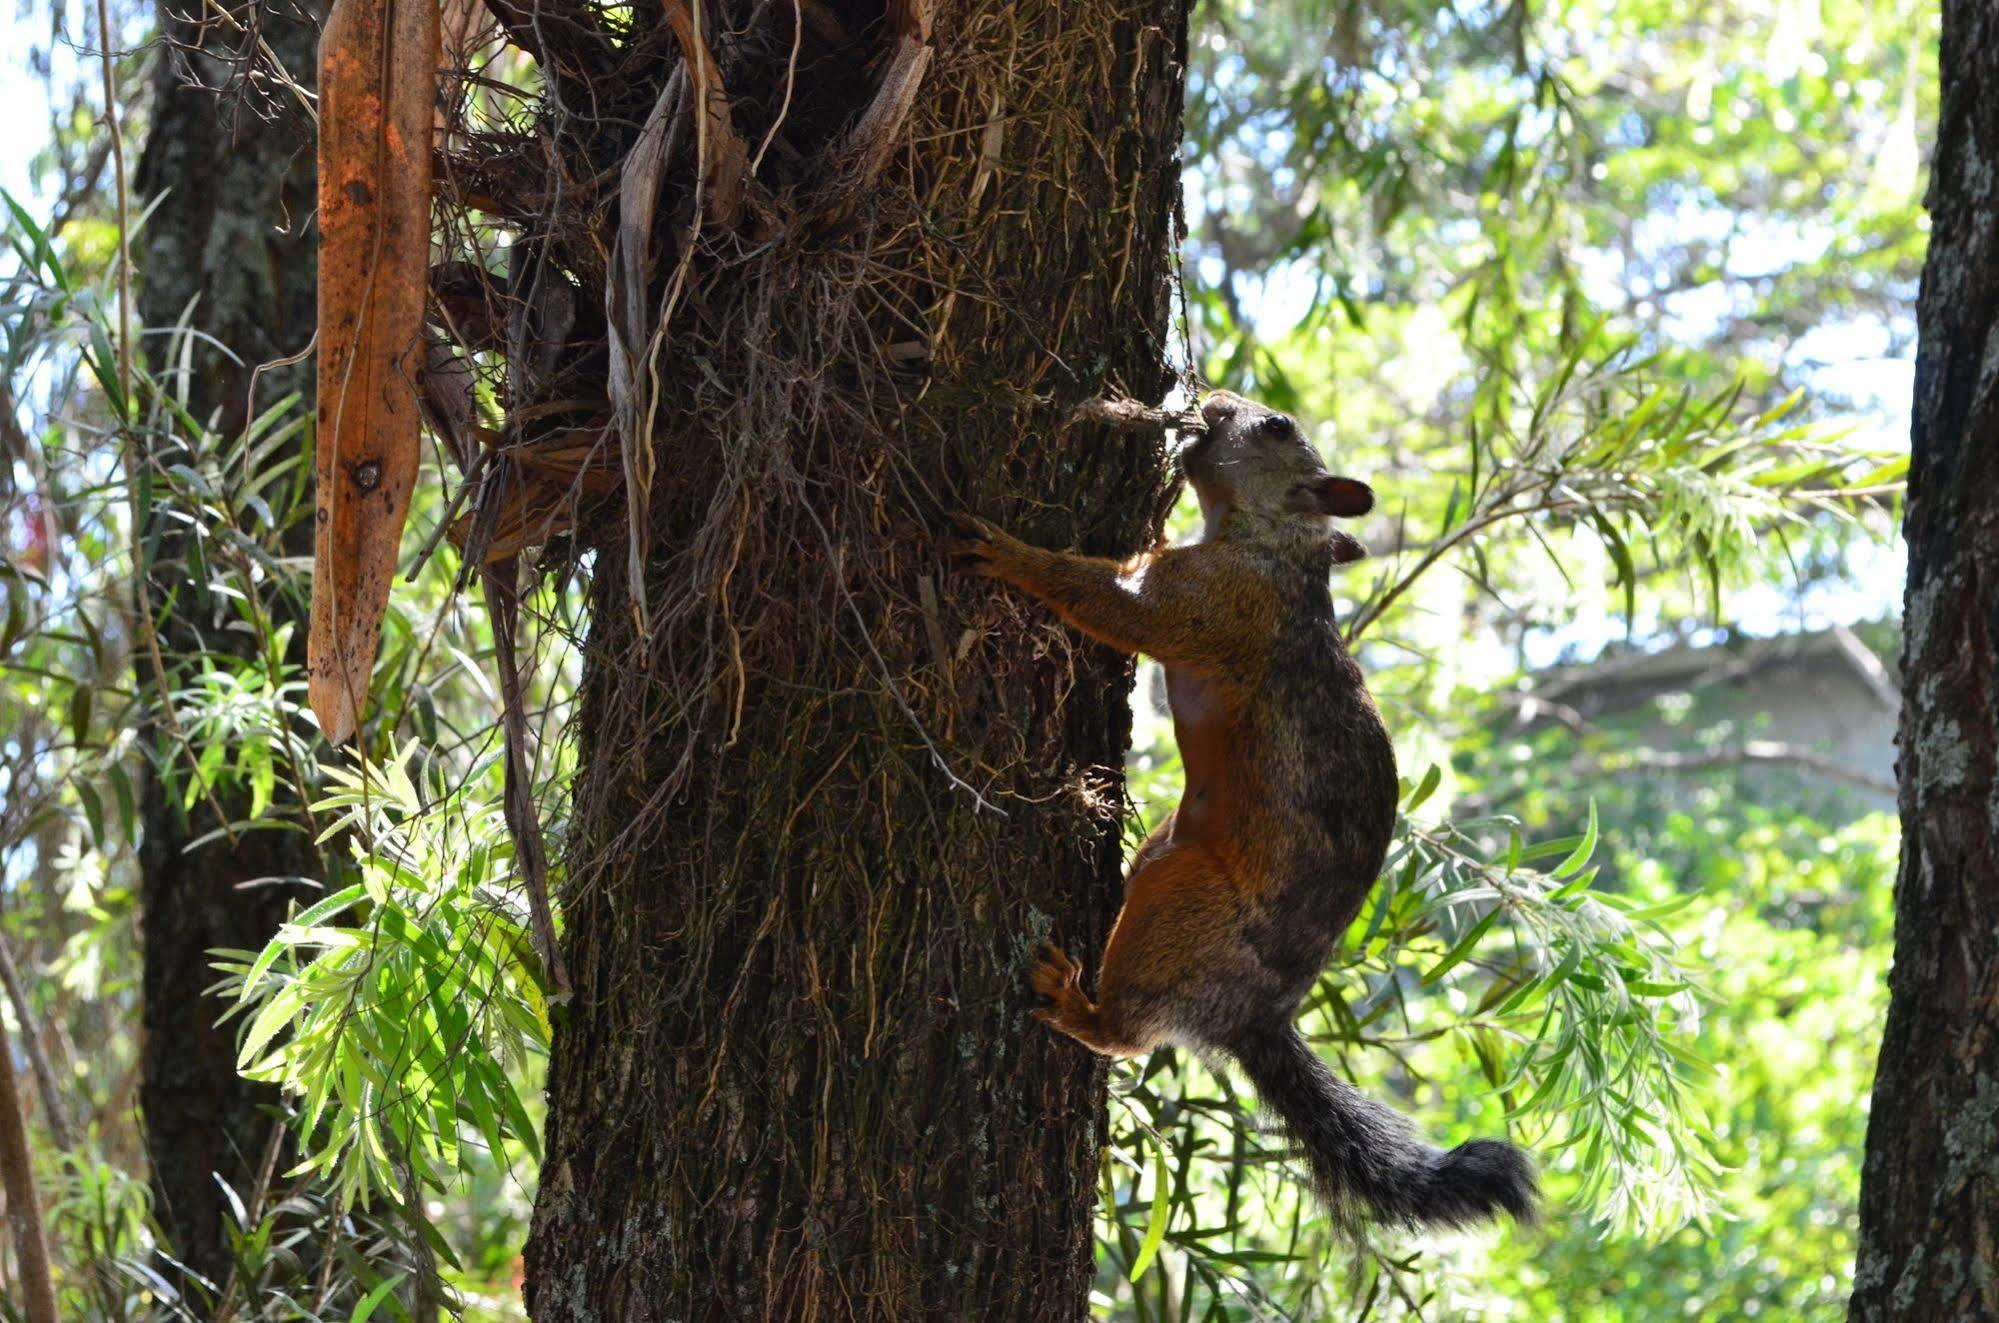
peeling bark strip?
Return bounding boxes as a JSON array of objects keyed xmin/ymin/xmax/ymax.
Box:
[
  {"xmin": 662, "ymin": 0, "xmax": 748, "ymax": 226},
  {"xmin": 1849, "ymin": 3, "xmax": 1999, "ymax": 1318},
  {"xmin": 309, "ymin": 0, "xmax": 439, "ymax": 745},
  {"xmin": 830, "ymin": 36, "xmax": 932, "ymax": 187}
]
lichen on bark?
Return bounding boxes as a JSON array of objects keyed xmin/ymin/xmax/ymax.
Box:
[{"xmin": 1849, "ymin": 3, "xmax": 1999, "ymax": 1317}]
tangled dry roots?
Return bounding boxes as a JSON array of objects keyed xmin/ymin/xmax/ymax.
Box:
[{"xmin": 427, "ymin": 0, "xmax": 1191, "ymax": 1313}]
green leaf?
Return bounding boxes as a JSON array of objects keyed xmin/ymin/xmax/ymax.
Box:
[
  {"xmin": 1423, "ymin": 908, "xmax": 1499, "ymax": 986},
  {"xmin": 1405, "ymin": 764, "xmax": 1443, "ymax": 812},
  {"xmin": 86, "ymin": 316, "xmax": 127, "ymax": 423},
  {"xmin": 1848, "ymin": 454, "xmax": 1910, "ymax": 490},
  {"xmin": 1129, "ymin": 1141, "xmax": 1172, "ymax": 1282},
  {"xmin": 237, "ymin": 983, "xmax": 308, "ymax": 1071},
  {"xmin": 240, "ymin": 887, "xmax": 367, "ymax": 991},
  {"xmin": 74, "ymin": 777, "xmax": 105, "ymax": 850},
  {"xmin": 109, "ymin": 761, "xmax": 137, "ymax": 843},
  {"xmin": 1553, "ymin": 802, "xmax": 1599, "ymax": 880},
  {"xmin": 349, "ymin": 1272, "xmax": 408, "ymax": 1323},
  {"xmin": 68, "ymin": 682, "xmax": 92, "ymax": 745}
]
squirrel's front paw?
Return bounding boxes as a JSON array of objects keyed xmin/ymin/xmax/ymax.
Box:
[{"xmin": 947, "ymin": 512, "xmax": 1014, "ymax": 578}]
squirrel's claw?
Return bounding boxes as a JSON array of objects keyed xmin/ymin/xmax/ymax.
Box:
[
  {"xmin": 947, "ymin": 511, "xmax": 1004, "ymax": 576},
  {"xmin": 948, "ymin": 511, "xmax": 997, "ymax": 539},
  {"xmin": 1031, "ymin": 944, "xmax": 1083, "ymax": 1000}
]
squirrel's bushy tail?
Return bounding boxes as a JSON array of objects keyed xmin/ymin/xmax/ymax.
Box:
[{"xmin": 1225, "ymin": 1021, "xmax": 1536, "ymax": 1230}]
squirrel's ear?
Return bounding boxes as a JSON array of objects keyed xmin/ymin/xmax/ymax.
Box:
[
  {"xmin": 1294, "ymin": 475, "xmax": 1374, "ymax": 518},
  {"xmin": 1329, "ymin": 530, "xmax": 1368, "ymax": 564}
]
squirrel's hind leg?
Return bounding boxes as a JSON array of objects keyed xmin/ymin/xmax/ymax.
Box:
[
  {"xmin": 1033, "ymin": 842, "xmax": 1269, "ymax": 1058},
  {"xmin": 1097, "ymin": 842, "xmax": 1272, "ymax": 1048}
]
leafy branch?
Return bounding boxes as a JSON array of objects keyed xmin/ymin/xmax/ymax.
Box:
[{"xmin": 216, "ymin": 743, "xmax": 551, "ymax": 1212}]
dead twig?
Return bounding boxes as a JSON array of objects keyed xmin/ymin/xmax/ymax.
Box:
[{"xmin": 1069, "ymin": 396, "xmax": 1204, "ymax": 433}]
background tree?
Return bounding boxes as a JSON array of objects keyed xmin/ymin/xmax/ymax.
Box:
[
  {"xmin": 131, "ymin": 0, "xmax": 329, "ymax": 1290},
  {"xmin": 1849, "ymin": 2, "xmax": 1999, "ymax": 1316}
]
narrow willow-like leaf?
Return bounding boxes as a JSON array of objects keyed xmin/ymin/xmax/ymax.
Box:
[{"xmin": 1129, "ymin": 1142, "xmax": 1173, "ymax": 1282}]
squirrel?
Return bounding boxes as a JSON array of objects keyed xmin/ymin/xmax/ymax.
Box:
[{"xmin": 951, "ymin": 389, "xmax": 1536, "ymax": 1231}]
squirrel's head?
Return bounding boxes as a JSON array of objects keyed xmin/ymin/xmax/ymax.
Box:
[{"xmin": 1186, "ymin": 390, "xmax": 1374, "ymax": 561}]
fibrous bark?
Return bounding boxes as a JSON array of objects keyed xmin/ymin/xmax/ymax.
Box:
[
  {"xmin": 1849, "ymin": 3, "xmax": 1999, "ymax": 1317},
  {"xmin": 133, "ymin": 0, "xmax": 324, "ymax": 1291},
  {"xmin": 512, "ymin": 0, "xmax": 1191, "ymax": 1316}
]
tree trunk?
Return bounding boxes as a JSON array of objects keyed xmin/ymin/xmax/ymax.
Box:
[
  {"xmin": 520, "ymin": 1, "xmax": 1189, "ymax": 1316},
  {"xmin": 1849, "ymin": 3, "xmax": 1999, "ymax": 1317},
  {"xmin": 132, "ymin": 0, "xmax": 323, "ymax": 1291}
]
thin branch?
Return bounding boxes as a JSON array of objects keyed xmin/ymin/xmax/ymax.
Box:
[
  {"xmin": 1348, "ymin": 491, "xmax": 1589, "ymax": 640},
  {"xmin": 0, "ymin": 936, "xmax": 73, "ymax": 1152},
  {"xmin": 1829, "ymin": 622, "xmax": 1900, "ymax": 714},
  {"xmin": 747, "ymin": 0, "xmax": 802, "ymax": 177},
  {"xmin": 483, "ymin": 567, "xmax": 572, "ymax": 1002},
  {"xmin": 96, "ymin": 0, "xmax": 130, "ymax": 403},
  {"xmin": 1587, "ymin": 740, "xmax": 1897, "ymax": 798},
  {"xmin": 1070, "ymin": 396, "xmax": 1204, "ymax": 433},
  {"xmin": 0, "ymin": 1002, "xmax": 59, "ymax": 1323},
  {"xmin": 478, "ymin": 0, "xmax": 618, "ymax": 101}
]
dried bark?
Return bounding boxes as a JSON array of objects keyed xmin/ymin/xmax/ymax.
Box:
[
  {"xmin": 133, "ymin": 0, "xmax": 325, "ymax": 1292},
  {"xmin": 309, "ymin": 0, "xmax": 439, "ymax": 745},
  {"xmin": 517, "ymin": 0, "xmax": 1191, "ymax": 1315},
  {"xmin": 1849, "ymin": 3, "xmax": 1999, "ymax": 1317}
]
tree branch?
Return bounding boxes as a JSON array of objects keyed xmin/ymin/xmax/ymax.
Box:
[
  {"xmin": 0, "ymin": 1002, "xmax": 59, "ymax": 1323},
  {"xmin": 0, "ymin": 937, "xmax": 72, "ymax": 1153},
  {"xmin": 1586, "ymin": 740, "xmax": 1896, "ymax": 798}
]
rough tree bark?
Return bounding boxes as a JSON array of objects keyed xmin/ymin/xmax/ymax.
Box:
[
  {"xmin": 132, "ymin": 0, "xmax": 324, "ymax": 1290},
  {"xmin": 515, "ymin": 0, "xmax": 1190, "ymax": 1316},
  {"xmin": 1849, "ymin": 3, "xmax": 1999, "ymax": 1317}
]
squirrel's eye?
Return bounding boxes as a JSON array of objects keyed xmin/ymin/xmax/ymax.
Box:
[{"xmin": 1259, "ymin": 413, "xmax": 1293, "ymax": 435}]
